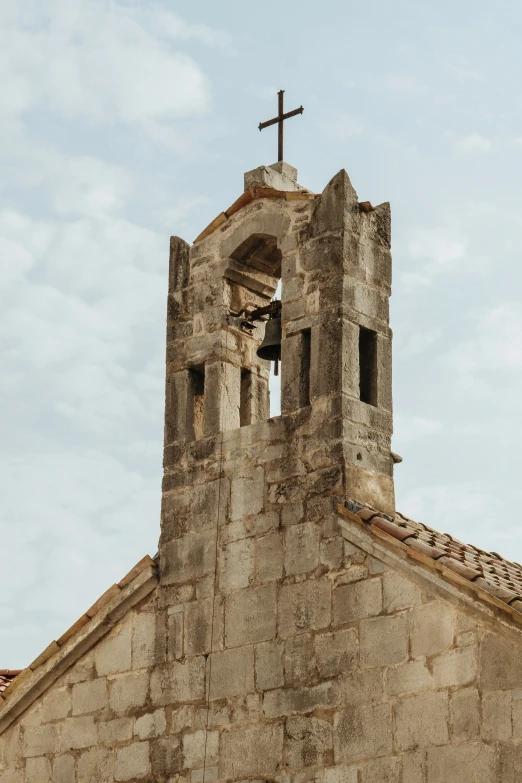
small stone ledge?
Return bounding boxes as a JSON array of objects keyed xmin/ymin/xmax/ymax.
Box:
[
  {"xmin": 0, "ymin": 555, "xmax": 158, "ymax": 735},
  {"xmin": 336, "ymin": 505, "xmax": 522, "ymax": 637}
]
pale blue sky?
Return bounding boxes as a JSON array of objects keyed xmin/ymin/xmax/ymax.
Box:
[{"xmin": 2, "ymin": 0, "xmax": 522, "ymax": 666}]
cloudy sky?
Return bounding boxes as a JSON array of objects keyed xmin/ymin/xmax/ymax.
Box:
[{"xmin": 2, "ymin": 0, "xmax": 522, "ymax": 666}]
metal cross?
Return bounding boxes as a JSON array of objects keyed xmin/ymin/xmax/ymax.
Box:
[{"xmin": 258, "ymin": 90, "xmax": 304, "ymax": 162}]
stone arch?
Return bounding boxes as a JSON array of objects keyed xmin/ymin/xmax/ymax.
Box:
[{"xmin": 221, "ymin": 206, "xmax": 291, "ymax": 300}]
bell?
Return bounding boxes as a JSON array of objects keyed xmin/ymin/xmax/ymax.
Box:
[{"xmin": 257, "ymin": 316, "xmax": 282, "ymax": 362}]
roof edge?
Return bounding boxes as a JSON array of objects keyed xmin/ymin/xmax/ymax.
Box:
[
  {"xmin": 0, "ymin": 555, "xmax": 158, "ymax": 735},
  {"xmin": 337, "ymin": 505, "xmax": 522, "ymax": 636}
]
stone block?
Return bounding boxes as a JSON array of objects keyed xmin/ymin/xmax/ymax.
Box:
[
  {"xmin": 135, "ymin": 709, "xmax": 167, "ymax": 740},
  {"xmin": 263, "ymin": 681, "xmax": 339, "ymax": 718},
  {"xmin": 231, "ymin": 467, "xmax": 264, "ymax": 520},
  {"xmin": 285, "ymin": 715, "xmax": 332, "ymax": 769},
  {"xmin": 315, "ymin": 628, "xmax": 358, "ymax": 678},
  {"xmin": 279, "ymin": 578, "xmax": 331, "ymax": 637},
  {"xmin": 183, "ymin": 730, "xmax": 219, "ymax": 768},
  {"xmin": 320, "ymin": 537, "xmax": 344, "ymax": 570},
  {"xmin": 256, "ymin": 531, "xmax": 284, "ymax": 582},
  {"xmin": 226, "ymin": 583, "xmax": 277, "ymax": 647},
  {"xmin": 324, "ymin": 765, "xmax": 358, "ymax": 783},
  {"xmin": 432, "ymin": 645, "xmax": 476, "ymax": 687},
  {"xmin": 382, "ymin": 571, "xmax": 422, "ymax": 612},
  {"xmin": 168, "ymin": 608, "xmax": 184, "ymax": 660},
  {"xmin": 98, "ymin": 718, "xmax": 133, "ymax": 744},
  {"xmin": 285, "ymin": 633, "xmax": 315, "ymax": 686},
  {"xmin": 209, "ymin": 645, "xmax": 255, "ymax": 700},
  {"xmin": 340, "ymin": 669, "xmax": 383, "ymax": 705},
  {"xmin": 150, "ymin": 735, "xmax": 182, "ymax": 778},
  {"xmin": 150, "ymin": 657, "xmax": 206, "ymax": 706},
  {"xmin": 334, "ymin": 704, "xmax": 392, "ymax": 763},
  {"xmin": 500, "ymin": 743, "xmax": 522, "ymax": 783},
  {"xmin": 77, "ymin": 747, "xmax": 114, "ymax": 783},
  {"xmin": 333, "ymin": 578, "xmax": 382, "ymax": 626},
  {"xmin": 23, "ymin": 725, "xmax": 58, "ymax": 757},
  {"xmin": 53, "ymin": 755, "xmax": 76, "ymax": 783},
  {"xmin": 482, "ymin": 689, "xmax": 512, "ymax": 740},
  {"xmin": 109, "ymin": 671, "xmax": 149, "ymax": 712},
  {"xmin": 480, "ymin": 632, "xmax": 522, "ymax": 689},
  {"xmin": 94, "ymin": 620, "xmax": 132, "ymax": 676},
  {"xmin": 185, "ymin": 597, "xmax": 214, "ymax": 656},
  {"xmin": 132, "ymin": 610, "xmax": 156, "ymax": 668},
  {"xmin": 220, "ymin": 723, "xmax": 284, "ymax": 779},
  {"xmin": 42, "ymin": 687, "xmax": 71, "ymax": 722},
  {"xmin": 400, "ymin": 751, "xmax": 424, "ymax": 783},
  {"xmin": 426, "ymin": 743, "xmax": 495, "ymax": 783},
  {"xmin": 115, "ymin": 741, "xmax": 150, "ymax": 781},
  {"xmin": 61, "ymin": 717, "xmax": 97, "ymax": 751},
  {"xmin": 361, "ymin": 756, "xmax": 399, "ymax": 783},
  {"xmin": 385, "ymin": 660, "xmax": 432, "ymax": 696},
  {"xmin": 219, "ymin": 537, "xmax": 255, "ymax": 593},
  {"xmin": 360, "ymin": 614, "xmax": 408, "ymax": 668},
  {"xmin": 72, "ymin": 677, "xmax": 108, "ymax": 715},
  {"xmin": 255, "ymin": 640, "xmax": 284, "ymax": 690},
  {"xmin": 284, "ymin": 521, "xmax": 321, "ymax": 576},
  {"xmin": 410, "ymin": 602, "xmax": 453, "ymax": 658},
  {"xmin": 450, "ymin": 688, "xmax": 479, "ymax": 741},
  {"xmin": 162, "ymin": 530, "xmax": 216, "ymax": 585},
  {"xmin": 513, "ymin": 694, "xmax": 522, "ymax": 740},
  {"xmin": 395, "ymin": 691, "xmax": 449, "ymax": 751},
  {"xmin": 26, "ymin": 757, "xmax": 51, "ymax": 783}
]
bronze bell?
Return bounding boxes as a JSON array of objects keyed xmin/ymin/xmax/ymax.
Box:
[{"xmin": 257, "ymin": 316, "xmax": 282, "ymax": 363}]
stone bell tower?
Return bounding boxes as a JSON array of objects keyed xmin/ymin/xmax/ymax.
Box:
[{"xmin": 159, "ymin": 161, "xmax": 395, "ymax": 592}]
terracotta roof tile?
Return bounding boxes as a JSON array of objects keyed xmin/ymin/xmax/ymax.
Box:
[
  {"xmin": 346, "ymin": 503, "xmax": 522, "ymax": 615},
  {"xmin": 0, "ymin": 671, "xmax": 21, "ymax": 694}
]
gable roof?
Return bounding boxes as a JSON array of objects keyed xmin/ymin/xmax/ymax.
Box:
[{"xmin": 342, "ymin": 502, "xmax": 522, "ymax": 618}]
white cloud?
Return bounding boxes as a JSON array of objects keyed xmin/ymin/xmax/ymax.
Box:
[
  {"xmin": 322, "ymin": 113, "xmax": 364, "ymax": 141},
  {"xmin": 0, "ymin": 0, "xmax": 213, "ymax": 130},
  {"xmin": 407, "ymin": 227, "xmax": 467, "ymax": 277},
  {"xmin": 445, "ymin": 303, "xmax": 522, "ymax": 376},
  {"xmin": 454, "ymin": 133, "xmax": 493, "ymax": 156}
]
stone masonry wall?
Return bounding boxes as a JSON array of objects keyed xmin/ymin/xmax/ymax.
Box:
[{"xmin": 3, "ymin": 517, "xmax": 522, "ymax": 782}]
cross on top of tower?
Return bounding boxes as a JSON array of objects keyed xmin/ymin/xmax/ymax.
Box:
[{"xmin": 258, "ymin": 89, "xmax": 304, "ymax": 162}]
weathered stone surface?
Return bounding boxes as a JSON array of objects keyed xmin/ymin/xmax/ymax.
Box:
[
  {"xmin": 482, "ymin": 689, "xmax": 512, "ymax": 740},
  {"xmin": 60, "ymin": 717, "xmax": 97, "ymax": 751},
  {"xmin": 285, "ymin": 715, "xmax": 332, "ymax": 769},
  {"xmin": 115, "ymin": 741, "xmax": 150, "ymax": 781},
  {"xmin": 361, "ymin": 756, "xmax": 399, "ymax": 783},
  {"xmin": 480, "ymin": 633, "xmax": 522, "ymax": 689},
  {"xmin": 23, "ymin": 725, "xmax": 58, "ymax": 757},
  {"xmin": 162, "ymin": 530, "xmax": 216, "ymax": 585},
  {"xmin": 385, "ymin": 660, "xmax": 432, "ymax": 696},
  {"xmin": 132, "ymin": 610, "xmax": 156, "ymax": 668},
  {"xmin": 333, "ymin": 578, "xmax": 382, "ymax": 625},
  {"xmin": 225, "ymin": 583, "xmax": 277, "ymax": 647},
  {"xmin": 134, "ymin": 710, "xmax": 166, "ymax": 740},
  {"xmin": 98, "ymin": 718, "xmax": 133, "ymax": 744},
  {"xmin": 231, "ymin": 467, "xmax": 264, "ymax": 521},
  {"xmin": 220, "ymin": 723, "xmax": 284, "ymax": 779},
  {"xmin": 395, "ymin": 691, "xmax": 449, "ymax": 751},
  {"xmin": 256, "ymin": 531, "xmax": 284, "ymax": 582},
  {"xmin": 150, "ymin": 658, "xmax": 206, "ymax": 705},
  {"xmin": 360, "ymin": 614, "xmax": 408, "ymax": 668},
  {"xmin": 410, "ymin": 602, "xmax": 453, "ymax": 658},
  {"xmin": 340, "ymin": 669, "xmax": 383, "ymax": 706},
  {"xmin": 279, "ymin": 579, "xmax": 331, "ymax": 637},
  {"xmin": 209, "ymin": 646, "xmax": 255, "ymax": 700},
  {"xmin": 72, "ymin": 677, "xmax": 107, "ymax": 715},
  {"xmin": 219, "ymin": 537, "xmax": 255, "ymax": 592},
  {"xmin": 53, "ymin": 754, "xmax": 76, "ymax": 783},
  {"xmin": 285, "ymin": 633, "xmax": 315, "ymax": 686},
  {"xmin": 334, "ymin": 704, "xmax": 392, "ymax": 763},
  {"xmin": 255, "ymin": 640, "xmax": 284, "ymax": 690},
  {"xmin": 109, "ymin": 671, "xmax": 149, "ymax": 712},
  {"xmin": 284, "ymin": 521, "xmax": 321, "ymax": 576},
  {"xmin": 263, "ymin": 681, "xmax": 339, "ymax": 718},
  {"xmin": 95, "ymin": 621, "xmax": 132, "ymax": 676},
  {"xmin": 77, "ymin": 747, "xmax": 114, "ymax": 783},
  {"xmin": 382, "ymin": 571, "xmax": 422, "ymax": 612},
  {"xmin": 450, "ymin": 688, "xmax": 480, "ymax": 741},
  {"xmin": 315, "ymin": 628, "xmax": 358, "ymax": 678},
  {"xmin": 426, "ymin": 743, "xmax": 496, "ymax": 783},
  {"xmin": 432, "ymin": 645, "xmax": 477, "ymax": 687},
  {"xmin": 41, "ymin": 688, "xmax": 71, "ymax": 723},
  {"xmin": 26, "ymin": 757, "xmax": 51, "ymax": 783}
]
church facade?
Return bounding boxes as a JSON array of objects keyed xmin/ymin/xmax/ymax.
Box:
[{"xmin": 2, "ymin": 162, "xmax": 522, "ymax": 782}]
